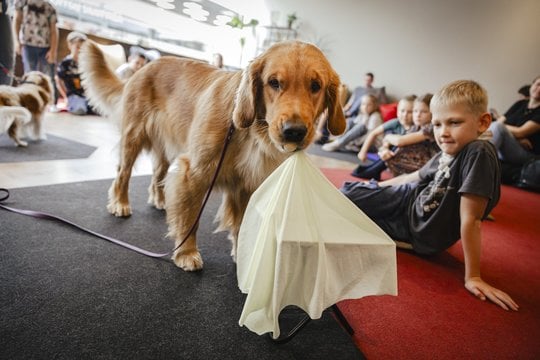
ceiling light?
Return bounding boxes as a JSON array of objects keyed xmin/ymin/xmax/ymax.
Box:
[
  {"xmin": 184, "ymin": 2, "xmax": 203, "ymax": 10},
  {"xmin": 156, "ymin": 1, "xmax": 175, "ymax": 10},
  {"xmin": 214, "ymin": 14, "xmax": 231, "ymax": 26},
  {"xmin": 221, "ymin": 10, "xmax": 234, "ymax": 16},
  {"xmin": 183, "ymin": 2, "xmax": 209, "ymax": 23}
]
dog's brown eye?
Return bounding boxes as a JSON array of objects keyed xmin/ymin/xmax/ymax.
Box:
[
  {"xmin": 310, "ymin": 80, "xmax": 321, "ymax": 93},
  {"xmin": 268, "ymin": 78, "xmax": 280, "ymax": 90}
]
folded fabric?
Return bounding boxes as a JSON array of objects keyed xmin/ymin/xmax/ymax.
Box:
[{"xmin": 237, "ymin": 151, "xmax": 397, "ymax": 338}]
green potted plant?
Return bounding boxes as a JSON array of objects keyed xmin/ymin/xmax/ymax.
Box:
[
  {"xmin": 287, "ymin": 12, "xmax": 297, "ymax": 29},
  {"xmin": 227, "ymin": 15, "xmax": 259, "ymax": 65}
]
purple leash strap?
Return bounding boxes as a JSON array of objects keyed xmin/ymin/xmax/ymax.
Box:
[
  {"xmin": 0, "ymin": 191, "xmax": 169, "ymax": 257},
  {"xmin": 0, "ymin": 123, "xmax": 236, "ymax": 259}
]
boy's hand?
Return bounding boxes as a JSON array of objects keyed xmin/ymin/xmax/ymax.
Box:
[
  {"xmin": 45, "ymin": 50, "xmax": 56, "ymax": 64},
  {"xmin": 378, "ymin": 148, "xmax": 395, "ymax": 161},
  {"xmin": 465, "ymin": 277, "xmax": 519, "ymax": 311},
  {"xmin": 518, "ymin": 138, "xmax": 533, "ymax": 150}
]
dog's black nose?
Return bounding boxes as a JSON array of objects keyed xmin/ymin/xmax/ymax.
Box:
[{"xmin": 282, "ymin": 123, "xmax": 307, "ymax": 142}]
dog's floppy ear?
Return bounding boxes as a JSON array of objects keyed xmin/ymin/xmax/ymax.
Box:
[
  {"xmin": 325, "ymin": 73, "xmax": 346, "ymax": 136},
  {"xmin": 232, "ymin": 57, "xmax": 265, "ymax": 128}
]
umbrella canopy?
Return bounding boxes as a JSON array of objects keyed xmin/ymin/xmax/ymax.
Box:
[{"xmin": 237, "ymin": 151, "xmax": 397, "ymax": 338}]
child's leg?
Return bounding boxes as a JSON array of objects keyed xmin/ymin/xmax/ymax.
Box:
[
  {"xmin": 337, "ymin": 122, "xmax": 367, "ymax": 147},
  {"xmin": 340, "ymin": 181, "xmax": 414, "ymax": 241},
  {"xmin": 351, "ymin": 159, "xmax": 387, "ymax": 180}
]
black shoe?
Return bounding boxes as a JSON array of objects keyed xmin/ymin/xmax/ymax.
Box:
[
  {"xmin": 351, "ymin": 163, "xmax": 370, "ymax": 177},
  {"xmin": 315, "ymin": 136, "xmax": 329, "ymax": 145},
  {"xmin": 351, "ymin": 160, "xmax": 386, "ymax": 180}
]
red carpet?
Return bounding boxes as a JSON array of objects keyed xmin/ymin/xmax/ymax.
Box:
[{"xmin": 321, "ymin": 168, "xmax": 540, "ymax": 359}]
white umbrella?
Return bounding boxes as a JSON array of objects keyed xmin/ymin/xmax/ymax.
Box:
[{"xmin": 237, "ymin": 151, "xmax": 398, "ymax": 339}]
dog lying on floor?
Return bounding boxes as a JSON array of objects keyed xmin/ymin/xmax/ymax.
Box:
[
  {"xmin": 0, "ymin": 71, "xmax": 53, "ymax": 146},
  {"xmin": 79, "ymin": 40, "xmax": 346, "ymax": 271}
]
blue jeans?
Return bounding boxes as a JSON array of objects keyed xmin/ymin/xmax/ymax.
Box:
[
  {"xmin": 22, "ymin": 45, "xmax": 50, "ymax": 73},
  {"xmin": 489, "ymin": 121, "xmax": 535, "ymax": 165},
  {"xmin": 22, "ymin": 45, "xmax": 58, "ymax": 102}
]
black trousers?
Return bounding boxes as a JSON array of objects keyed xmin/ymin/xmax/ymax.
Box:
[{"xmin": 0, "ymin": 13, "xmax": 14, "ymax": 85}]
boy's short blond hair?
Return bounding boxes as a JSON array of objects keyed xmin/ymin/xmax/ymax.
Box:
[{"xmin": 431, "ymin": 80, "xmax": 488, "ymax": 116}]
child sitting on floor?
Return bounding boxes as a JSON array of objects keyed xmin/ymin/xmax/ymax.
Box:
[
  {"xmin": 352, "ymin": 94, "xmax": 416, "ymax": 179},
  {"xmin": 321, "ymin": 94, "xmax": 382, "ymax": 152},
  {"xmin": 56, "ymin": 31, "xmax": 92, "ymax": 115},
  {"xmin": 354, "ymin": 94, "xmax": 440, "ymax": 179},
  {"xmin": 341, "ymin": 80, "xmax": 518, "ymax": 311}
]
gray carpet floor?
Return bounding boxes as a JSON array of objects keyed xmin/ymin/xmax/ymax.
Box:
[
  {"xmin": 0, "ymin": 176, "xmax": 363, "ymax": 360},
  {"xmin": 0, "ymin": 133, "xmax": 97, "ymax": 162}
]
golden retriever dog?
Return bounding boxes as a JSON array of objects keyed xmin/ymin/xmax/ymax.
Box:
[
  {"xmin": 0, "ymin": 71, "xmax": 53, "ymax": 146},
  {"xmin": 80, "ymin": 40, "xmax": 345, "ymax": 271}
]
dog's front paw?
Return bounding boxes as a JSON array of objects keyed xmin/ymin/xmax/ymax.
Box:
[
  {"xmin": 147, "ymin": 194, "xmax": 165, "ymax": 210},
  {"xmin": 107, "ymin": 201, "xmax": 132, "ymax": 217},
  {"xmin": 172, "ymin": 249, "xmax": 204, "ymax": 271},
  {"xmin": 15, "ymin": 140, "xmax": 28, "ymax": 147}
]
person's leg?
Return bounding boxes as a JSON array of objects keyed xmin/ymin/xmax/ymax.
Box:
[
  {"xmin": 47, "ymin": 62, "xmax": 60, "ymax": 108},
  {"xmin": 340, "ymin": 181, "xmax": 414, "ymax": 241},
  {"xmin": 22, "ymin": 45, "xmax": 39, "ymax": 73},
  {"xmin": 351, "ymin": 159, "xmax": 387, "ymax": 180},
  {"xmin": 322, "ymin": 118, "xmax": 365, "ymax": 151},
  {"xmin": 0, "ymin": 14, "xmax": 14, "ymax": 85},
  {"xmin": 336, "ymin": 122, "xmax": 367, "ymax": 147},
  {"xmin": 489, "ymin": 121, "xmax": 535, "ymax": 164},
  {"xmin": 35, "ymin": 47, "xmax": 49, "ymax": 73}
]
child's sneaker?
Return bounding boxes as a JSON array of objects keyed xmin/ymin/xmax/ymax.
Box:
[{"xmin": 321, "ymin": 141, "xmax": 341, "ymax": 152}]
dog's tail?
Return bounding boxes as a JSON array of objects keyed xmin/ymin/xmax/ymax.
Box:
[
  {"xmin": 0, "ymin": 106, "xmax": 32, "ymax": 132},
  {"xmin": 79, "ymin": 41, "xmax": 124, "ymax": 116}
]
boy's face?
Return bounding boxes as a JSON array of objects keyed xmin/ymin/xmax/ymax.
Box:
[
  {"xmin": 132, "ymin": 56, "xmax": 146, "ymax": 71},
  {"xmin": 431, "ymin": 103, "xmax": 491, "ymax": 156},
  {"xmin": 397, "ymin": 100, "xmax": 414, "ymax": 128},
  {"xmin": 413, "ymin": 101, "xmax": 432, "ymax": 127},
  {"xmin": 69, "ymin": 40, "xmax": 84, "ymax": 60}
]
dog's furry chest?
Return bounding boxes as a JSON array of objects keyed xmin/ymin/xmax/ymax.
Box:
[{"xmin": 233, "ymin": 140, "xmax": 289, "ymax": 193}]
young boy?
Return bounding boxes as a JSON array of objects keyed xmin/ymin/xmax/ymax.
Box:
[
  {"xmin": 56, "ymin": 31, "xmax": 91, "ymax": 115},
  {"xmin": 341, "ymin": 80, "xmax": 518, "ymax": 311},
  {"xmin": 352, "ymin": 95, "xmax": 416, "ymax": 179},
  {"xmin": 115, "ymin": 46, "xmax": 147, "ymax": 81}
]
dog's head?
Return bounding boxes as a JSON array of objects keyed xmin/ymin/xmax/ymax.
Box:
[
  {"xmin": 232, "ymin": 41, "xmax": 346, "ymax": 153},
  {"xmin": 20, "ymin": 71, "xmax": 53, "ymax": 105}
]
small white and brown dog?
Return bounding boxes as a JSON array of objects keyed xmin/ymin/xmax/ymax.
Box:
[{"xmin": 0, "ymin": 71, "xmax": 53, "ymax": 146}]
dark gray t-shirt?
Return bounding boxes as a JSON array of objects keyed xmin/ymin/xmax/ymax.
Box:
[{"xmin": 409, "ymin": 140, "xmax": 501, "ymax": 254}]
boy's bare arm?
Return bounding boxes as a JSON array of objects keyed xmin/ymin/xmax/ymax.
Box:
[
  {"xmin": 460, "ymin": 193, "xmax": 519, "ymax": 311},
  {"xmin": 384, "ymin": 131, "xmax": 428, "ymax": 147},
  {"xmin": 358, "ymin": 124, "xmax": 384, "ymax": 162},
  {"xmin": 47, "ymin": 22, "xmax": 58, "ymax": 63},
  {"xmin": 13, "ymin": 10, "xmax": 23, "ymax": 55},
  {"xmin": 505, "ymin": 120, "xmax": 540, "ymax": 139}
]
